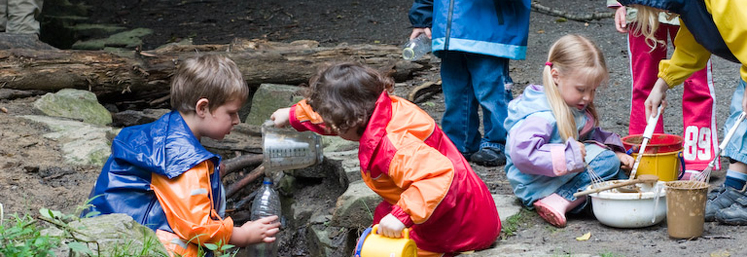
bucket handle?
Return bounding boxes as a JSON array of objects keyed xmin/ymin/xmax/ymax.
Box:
[
  {"xmin": 371, "ymin": 224, "xmax": 410, "ymax": 239},
  {"xmin": 354, "ymin": 226, "xmax": 373, "ymax": 257},
  {"xmin": 677, "ymin": 151, "xmax": 686, "ymax": 180},
  {"xmin": 354, "ymin": 224, "xmax": 411, "ymax": 257}
]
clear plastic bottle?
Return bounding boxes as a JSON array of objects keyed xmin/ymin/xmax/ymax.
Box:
[
  {"xmin": 402, "ymin": 33, "xmax": 431, "ymax": 61},
  {"xmin": 248, "ymin": 177, "xmax": 281, "ymax": 257}
]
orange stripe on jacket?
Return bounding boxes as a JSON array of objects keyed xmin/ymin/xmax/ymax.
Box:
[{"xmin": 151, "ymin": 161, "xmax": 234, "ymax": 254}]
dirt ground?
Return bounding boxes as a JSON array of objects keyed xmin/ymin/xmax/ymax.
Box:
[{"xmin": 2, "ymin": 0, "xmax": 747, "ymax": 256}]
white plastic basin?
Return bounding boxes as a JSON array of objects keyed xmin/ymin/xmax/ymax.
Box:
[{"xmin": 588, "ymin": 181, "xmax": 667, "ymax": 228}]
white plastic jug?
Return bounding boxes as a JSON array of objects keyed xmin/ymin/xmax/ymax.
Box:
[{"xmin": 262, "ymin": 121, "xmax": 323, "ymax": 171}]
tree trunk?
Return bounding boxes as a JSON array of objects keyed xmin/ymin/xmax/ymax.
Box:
[{"xmin": 0, "ymin": 38, "xmax": 430, "ymax": 101}]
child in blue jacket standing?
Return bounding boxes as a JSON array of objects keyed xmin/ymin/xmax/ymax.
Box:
[{"xmin": 408, "ymin": 0, "xmax": 531, "ymax": 167}]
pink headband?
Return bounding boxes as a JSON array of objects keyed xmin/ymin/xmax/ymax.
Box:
[{"xmin": 545, "ymin": 61, "xmax": 553, "ymax": 67}]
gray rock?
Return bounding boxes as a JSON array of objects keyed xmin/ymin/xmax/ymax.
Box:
[
  {"xmin": 494, "ymin": 194, "xmax": 523, "ymax": 224},
  {"xmin": 245, "ymin": 84, "xmax": 305, "ymax": 126},
  {"xmin": 42, "ymin": 213, "xmax": 168, "ymax": 256},
  {"xmin": 33, "ymin": 89, "xmax": 112, "ymax": 126},
  {"xmin": 21, "ymin": 115, "xmax": 114, "ymax": 166},
  {"xmin": 331, "ymin": 180, "xmax": 381, "ymax": 229},
  {"xmin": 71, "ymin": 28, "xmax": 153, "ymax": 50},
  {"xmin": 112, "ymin": 109, "xmax": 170, "ymax": 127}
]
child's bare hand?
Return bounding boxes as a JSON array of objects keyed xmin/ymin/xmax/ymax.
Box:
[
  {"xmin": 616, "ymin": 152, "xmax": 634, "ymax": 171},
  {"xmin": 231, "ymin": 215, "xmax": 280, "ymax": 247},
  {"xmin": 576, "ymin": 142, "xmax": 586, "ymax": 159},
  {"xmin": 270, "ymin": 108, "xmax": 291, "ymax": 128},
  {"xmin": 378, "ymin": 214, "xmax": 405, "ymax": 238},
  {"xmin": 409, "ymin": 27, "xmax": 432, "ymax": 40},
  {"xmin": 613, "ymin": 6, "xmax": 628, "ymax": 33}
]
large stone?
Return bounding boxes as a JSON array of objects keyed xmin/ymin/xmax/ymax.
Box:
[
  {"xmin": 245, "ymin": 83, "xmax": 305, "ymax": 126},
  {"xmin": 22, "ymin": 115, "xmax": 115, "ymax": 166},
  {"xmin": 72, "ymin": 28, "xmax": 153, "ymax": 50},
  {"xmin": 494, "ymin": 194, "xmax": 523, "ymax": 224},
  {"xmin": 33, "ymin": 88, "xmax": 112, "ymax": 126},
  {"xmin": 331, "ymin": 180, "xmax": 381, "ymax": 229},
  {"xmin": 42, "ymin": 213, "xmax": 168, "ymax": 256}
]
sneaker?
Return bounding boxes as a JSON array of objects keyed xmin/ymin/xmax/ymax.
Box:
[
  {"xmin": 470, "ymin": 147, "xmax": 506, "ymax": 167},
  {"xmin": 716, "ymin": 196, "xmax": 747, "ymax": 225},
  {"xmin": 705, "ymin": 184, "xmax": 747, "ymax": 221}
]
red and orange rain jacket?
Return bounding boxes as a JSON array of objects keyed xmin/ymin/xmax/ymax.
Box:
[
  {"xmin": 289, "ymin": 92, "xmax": 500, "ymax": 253},
  {"xmin": 84, "ymin": 111, "xmax": 232, "ymax": 257}
]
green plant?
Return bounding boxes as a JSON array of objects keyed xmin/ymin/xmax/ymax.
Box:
[
  {"xmin": 2, "ymin": 199, "xmax": 234, "ymax": 257},
  {"xmin": 500, "ymin": 208, "xmax": 536, "ymax": 239},
  {"xmin": 0, "ymin": 203, "xmax": 60, "ymax": 257}
]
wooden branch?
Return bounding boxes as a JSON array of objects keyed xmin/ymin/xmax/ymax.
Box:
[
  {"xmin": 407, "ymin": 80, "xmax": 442, "ymax": 104},
  {"xmin": 0, "ymin": 39, "xmax": 431, "ymax": 102},
  {"xmin": 222, "ymin": 153, "xmax": 264, "ymax": 178},
  {"xmin": 531, "ymin": 2, "xmax": 614, "ymax": 22},
  {"xmin": 226, "ymin": 165, "xmax": 265, "ymax": 199}
]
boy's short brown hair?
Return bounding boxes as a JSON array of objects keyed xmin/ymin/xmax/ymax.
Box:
[{"xmin": 170, "ymin": 54, "xmax": 248, "ymax": 113}]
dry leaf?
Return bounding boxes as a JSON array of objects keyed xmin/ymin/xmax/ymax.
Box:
[{"xmin": 576, "ymin": 232, "xmax": 591, "ymax": 241}]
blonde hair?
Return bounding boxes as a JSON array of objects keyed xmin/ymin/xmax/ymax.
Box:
[
  {"xmin": 629, "ymin": 5, "xmax": 678, "ymax": 50},
  {"xmin": 170, "ymin": 54, "xmax": 249, "ymax": 113},
  {"xmin": 542, "ymin": 35, "xmax": 607, "ymax": 141}
]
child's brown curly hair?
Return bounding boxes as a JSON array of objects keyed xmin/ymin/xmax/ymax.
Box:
[{"xmin": 305, "ymin": 62, "xmax": 394, "ymax": 136}]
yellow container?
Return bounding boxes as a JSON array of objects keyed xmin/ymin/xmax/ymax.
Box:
[
  {"xmin": 631, "ymin": 151, "xmax": 684, "ymax": 181},
  {"xmin": 354, "ymin": 225, "xmax": 418, "ymax": 257}
]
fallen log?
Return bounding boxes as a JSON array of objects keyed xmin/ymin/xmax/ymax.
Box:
[{"xmin": 0, "ymin": 39, "xmax": 431, "ymax": 102}]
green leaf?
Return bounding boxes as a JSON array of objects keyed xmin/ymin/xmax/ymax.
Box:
[
  {"xmin": 204, "ymin": 243, "xmax": 219, "ymax": 251},
  {"xmin": 67, "ymin": 242, "xmax": 93, "ymax": 255},
  {"xmin": 39, "ymin": 208, "xmax": 52, "ymax": 219},
  {"xmin": 220, "ymin": 244, "xmax": 235, "ymax": 251},
  {"xmin": 83, "ymin": 211, "xmax": 100, "ymax": 218}
]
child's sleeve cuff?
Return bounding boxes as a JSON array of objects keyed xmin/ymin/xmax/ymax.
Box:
[{"xmin": 391, "ymin": 205, "xmax": 415, "ymax": 228}]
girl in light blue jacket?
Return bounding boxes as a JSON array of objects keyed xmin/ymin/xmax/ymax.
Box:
[{"xmin": 504, "ymin": 35, "xmax": 634, "ymax": 228}]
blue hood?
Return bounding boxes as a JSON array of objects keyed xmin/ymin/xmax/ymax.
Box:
[
  {"xmin": 504, "ymin": 84, "xmax": 553, "ymax": 131},
  {"xmin": 111, "ymin": 110, "xmax": 219, "ymax": 179}
]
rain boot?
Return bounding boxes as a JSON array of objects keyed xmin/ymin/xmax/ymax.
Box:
[{"xmin": 533, "ymin": 193, "xmax": 585, "ymax": 228}]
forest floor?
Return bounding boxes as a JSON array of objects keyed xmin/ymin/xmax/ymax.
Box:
[{"xmin": 2, "ymin": 0, "xmax": 746, "ymax": 256}]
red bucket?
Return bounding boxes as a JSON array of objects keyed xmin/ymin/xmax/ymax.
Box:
[{"xmin": 622, "ymin": 133, "xmax": 683, "ymax": 154}]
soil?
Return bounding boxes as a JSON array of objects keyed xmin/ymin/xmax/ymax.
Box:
[{"xmin": 2, "ymin": 0, "xmax": 746, "ymax": 256}]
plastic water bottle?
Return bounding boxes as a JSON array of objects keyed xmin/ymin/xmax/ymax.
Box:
[
  {"xmin": 402, "ymin": 34, "xmax": 431, "ymax": 61},
  {"xmin": 248, "ymin": 177, "xmax": 281, "ymax": 257}
]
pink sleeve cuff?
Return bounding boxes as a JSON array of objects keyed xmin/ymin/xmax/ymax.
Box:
[
  {"xmin": 391, "ymin": 205, "xmax": 415, "ymax": 227},
  {"xmin": 550, "ymin": 145, "xmax": 569, "ymax": 176}
]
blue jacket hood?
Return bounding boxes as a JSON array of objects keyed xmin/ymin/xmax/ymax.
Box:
[
  {"xmin": 504, "ymin": 84, "xmax": 553, "ymax": 131},
  {"xmin": 111, "ymin": 110, "xmax": 219, "ymax": 179}
]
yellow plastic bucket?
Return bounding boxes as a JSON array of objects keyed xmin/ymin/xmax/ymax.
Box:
[
  {"xmin": 630, "ymin": 150, "xmax": 685, "ymax": 181},
  {"xmin": 354, "ymin": 225, "xmax": 418, "ymax": 257}
]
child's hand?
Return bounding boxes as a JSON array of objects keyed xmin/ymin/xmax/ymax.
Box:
[
  {"xmin": 230, "ymin": 215, "xmax": 280, "ymax": 247},
  {"xmin": 378, "ymin": 214, "xmax": 405, "ymax": 238},
  {"xmin": 613, "ymin": 6, "xmax": 628, "ymax": 33},
  {"xmin": 616, "ymin": 152, "xmax": 634, "ymax": 171},
  {"xmin": 576, "ymin": 142, "xmax": 586, "ymax": 159},
  {"xmin": 409, "ymin": 27, "xmax": 432, "ymax": 40},
  {"xmin": 270, "ymin": 108, "xmax": 291, "ymax": 128}
]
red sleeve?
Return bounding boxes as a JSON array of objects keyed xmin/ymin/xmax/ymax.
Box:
[
  {"xmin": 151, "ymin": 161, "xmax": 234, "ymax": 246},
  {"xmin": 289, "ymin": 100, "xmax": 337, "ymax": 135}
]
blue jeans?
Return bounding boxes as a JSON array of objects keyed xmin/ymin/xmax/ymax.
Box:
[
  {"xmin": 556, "ymin": 150, "xmax": 628, "ymax": 213},
  {"xmin": 440, "ymin": 51, "xmax": 513, "ymax": 155},
  {"xmin": 724, "ymin": 79, "xmax": 747, "ymax": 164}
]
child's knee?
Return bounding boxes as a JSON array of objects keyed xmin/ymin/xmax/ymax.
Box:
[{"xmin": 589, "ymin": 150, "xmax": 621, "ymax": 176}]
